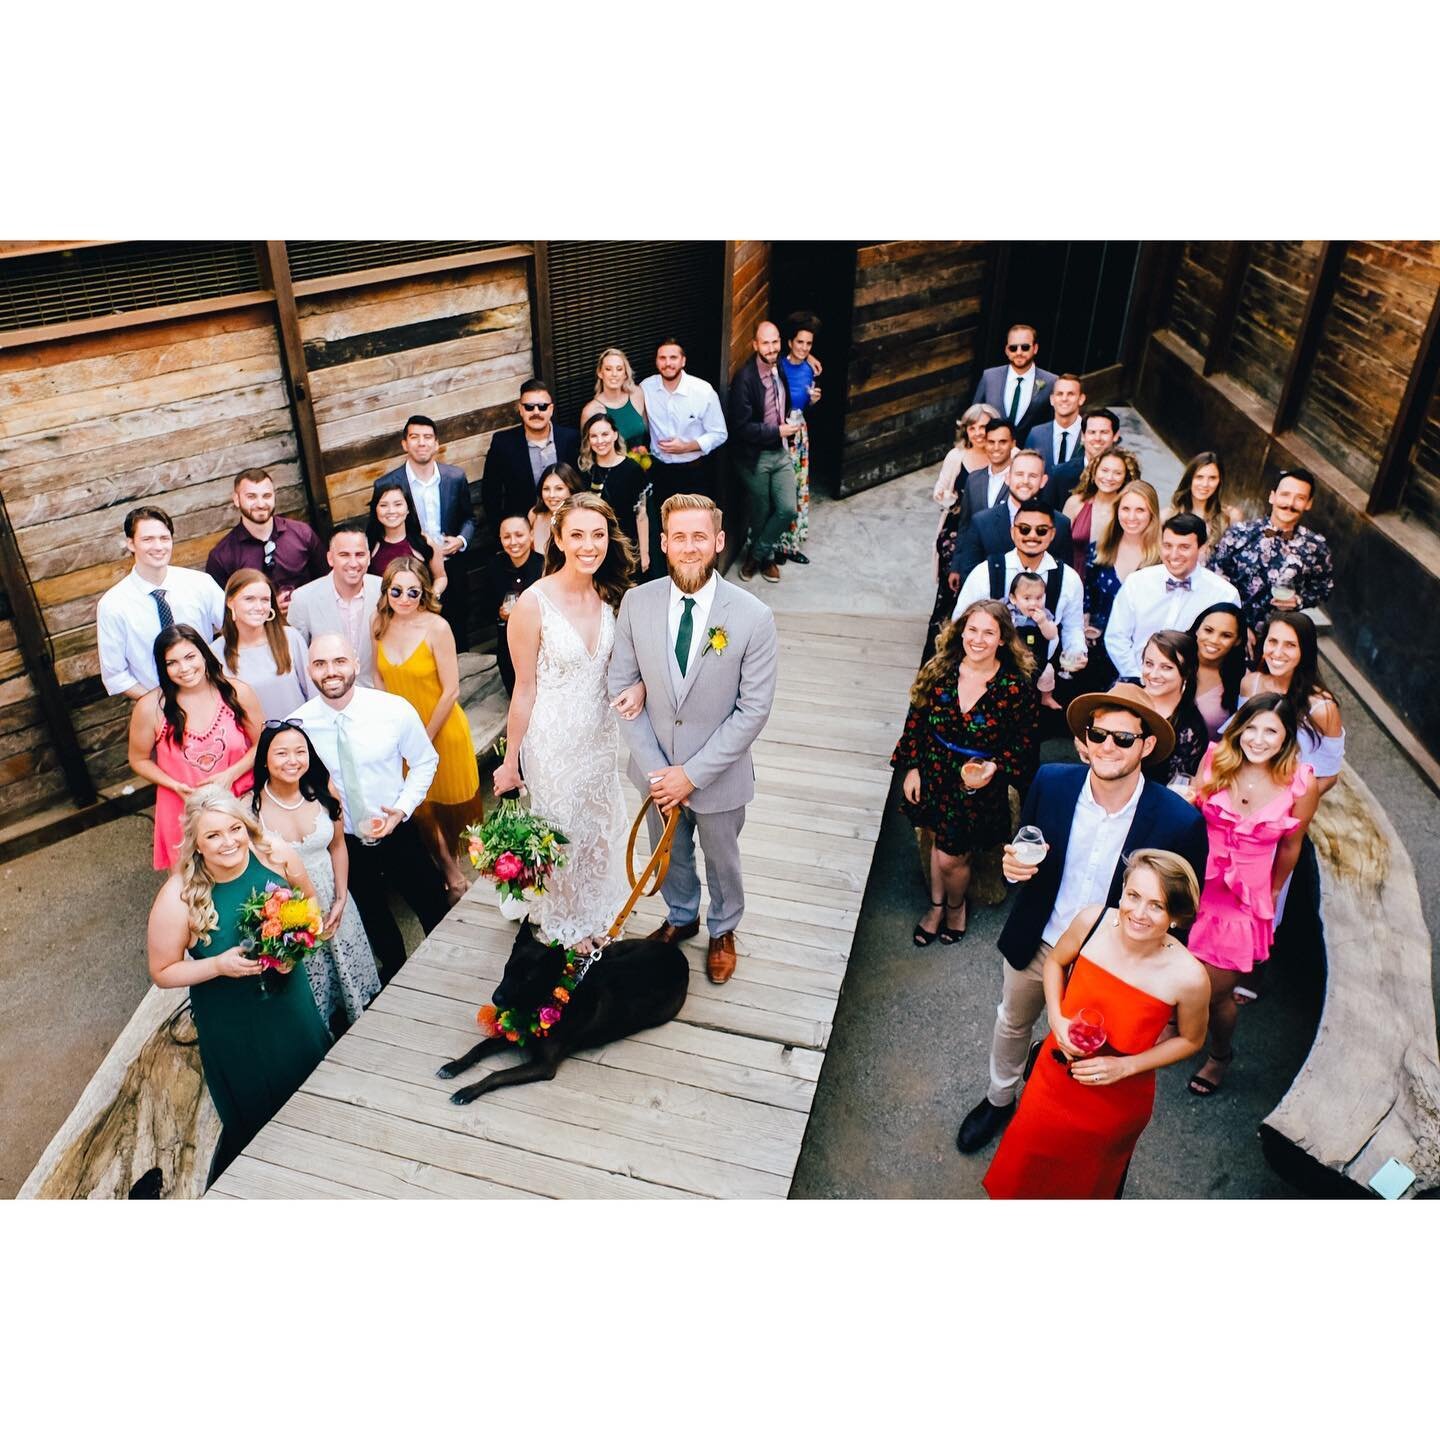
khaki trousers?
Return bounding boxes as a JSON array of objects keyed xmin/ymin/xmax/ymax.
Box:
[{"xmin": 986, "ymin": 940, "xmax": 1053, "ymax": 1106}]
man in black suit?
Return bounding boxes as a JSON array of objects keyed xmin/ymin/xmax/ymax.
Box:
[
  {"xmin": 972, "ymin": 323, "xmax": 1060, "ymax": 438},
  {"xmin": 1022, "ymin": 372, "xmax": 1087, "ymax": 509},
  {"xmin": 950, "ymin": 449, "xmax": 1075, "ymax": 582},
  {"xmin": 730, "ymin": 320, "xmax": 801, "ymax": 583},
  {"xmin": 373, "ymin": 414, "xmax": 478, "ymax": 645},
  {"xmin": 479, "ymin": 378, "xmax": 581, "ymax": 548},
  {"xmin": 955, "ymin": 685, "xmax": 1208, "ymax": 1154}
]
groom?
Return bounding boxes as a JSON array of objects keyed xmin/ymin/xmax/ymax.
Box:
[{"xmin": 608, "ymin": 492, "xmax": 779, "ymax": 983}]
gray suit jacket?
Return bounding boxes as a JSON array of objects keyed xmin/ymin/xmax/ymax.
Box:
[
  {"xmin": 973, "ymin": 364, "xmax": 1060, "ymax": 437},
  {"xmin": 285, "ymin": 573, "xmax": 383, "ymax": 683},
  {"xmin": 608, "ymin": 576, "xmax": 778, "ymax": 813}
]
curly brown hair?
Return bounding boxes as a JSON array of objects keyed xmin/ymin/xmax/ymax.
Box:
[
  {"xmin": 541, "ymin": 491, "xmax": 636, "ymax": 611},
  {"xmin": 911, "ymin": 599, "xmax": 1035, "ymax": 706},
  {"xmin": 1074, "ymin": 444, "xmax": 1143, "ymax": 502}
]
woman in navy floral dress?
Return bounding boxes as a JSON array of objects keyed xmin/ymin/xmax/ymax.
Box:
[{"xmin": 893, "ymin": 600, "xmax": 1041, "ymax": 945}]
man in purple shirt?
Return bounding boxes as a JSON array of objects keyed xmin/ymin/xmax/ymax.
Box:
[
  {"xmin": 205, "ymin": 468, "xmax": 326, "ymax": 614},
  {"xmin": 729, "ymin": 320, "xmax": 801, "ymax": 583}
]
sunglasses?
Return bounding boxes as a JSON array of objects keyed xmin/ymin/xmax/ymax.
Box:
[
  {"xmin": 262, "ymin": 538, "xmax": 277, "ymax": 568},
  {"xmin": 521, "ymin": 401, "xmax": 553, "ymax": 412},
  {"xmin": 389, "ymin": 586, "xmax": 423, "ymax": 599},
  {"xmin": 1015, "ymin": 524, "xmax": 1053, "ymax": 537},
  {"xmin": 1006, "ymin": 343, "xmax": 1034, "ymax": 352},
  {"xmin": 1084, "ymin": 723, "xmax": 1144, "ymax": 750},
  {"xmin": 262, "ymin": 718, "xmax": 306, "ymax": 731}
]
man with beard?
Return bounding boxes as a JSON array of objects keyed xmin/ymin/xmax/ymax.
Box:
[
  {"xmin": 206, "ymin": 468, "xmax": 326, "ymax": 613},
  {"xmin": 607, "ymin": 493, "xmax": 778, "ymax": 984},
  {"xmin": 289, "ymin": 633, "xmax": 447, "ymax": 980}
]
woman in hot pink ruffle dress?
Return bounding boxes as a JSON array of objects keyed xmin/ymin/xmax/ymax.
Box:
[{"xmin": 1183, "ymin": 693, "xmax": 1318, "ymax": 1096}]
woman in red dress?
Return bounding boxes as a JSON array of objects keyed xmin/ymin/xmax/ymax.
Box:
[{"xmin": 983, "ymin": 849, "xmax": 1211, "ymax": 1199}]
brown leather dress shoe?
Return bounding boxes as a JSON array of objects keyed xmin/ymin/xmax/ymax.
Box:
[
  {"xmin": 706, "ymin": 932, "xmax": 737, "ymax": 984},
  {"xmin": 761, "ymin": 562, "xmax": 781, "ymax": 583},
  {"xmin": 740, "ymin": 557, "xmax": 758, "ymax": 580},
  {"xmin": 646, "ymin": 918, "xmax": 700, "ymax": 944}
]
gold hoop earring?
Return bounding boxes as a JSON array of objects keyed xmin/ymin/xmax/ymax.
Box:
[{"xmin": 265, "ymin": 609, "xmax": 276, "ymax": 623}]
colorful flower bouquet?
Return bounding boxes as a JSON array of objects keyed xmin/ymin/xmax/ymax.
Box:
[
  {"xmin": 462, "ymin": 797, "xmax": 568, "ymax": 915},
  {"xmin": 476, "ymin": 945, "xmax": 585, "ymax": 1046},
  {"xmin": 236, "ymin": 882, "xmax": 325, "ymax": 995}
]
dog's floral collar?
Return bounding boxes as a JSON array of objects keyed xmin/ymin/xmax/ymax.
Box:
[
  {"xmin": 475, "ymin": 944, "xmax": 597, "ymax": 1047},
  {"xmin": 704, "ymin": 625, "xmax": 728, "ymax": 656}
]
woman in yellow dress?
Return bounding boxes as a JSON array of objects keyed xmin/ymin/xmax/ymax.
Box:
[{"xmin": 372, "ymin": 555, "xmax": 480, "ymax": 902}]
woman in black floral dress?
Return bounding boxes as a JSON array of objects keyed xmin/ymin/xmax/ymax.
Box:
[
  {"xmin": 1136, "ymin": 630, "xmax": 1208, "ymax": 785},
  {"xmin": 893, "ymin": 600, "xmax": 1041, "ymax": 946}
]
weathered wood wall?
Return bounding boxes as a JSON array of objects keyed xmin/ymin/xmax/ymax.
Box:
[
  {"xmin": 0, "ymin": 306, "xmax": 304, "ymax": 818},
  {"xmin": 838, "ymin": 241, "xmax": 987, "ymax": 495},
  {"xmin": 1136, "ymin": 239, "xmax": 1440, "ymax": 763},
  {"xmin": 299, "ymin": 258, "xmax": 534, "ymax": 522},
  {"xmin": 726, "ymin": 241, "xmax": 771, "ymax": 379}
]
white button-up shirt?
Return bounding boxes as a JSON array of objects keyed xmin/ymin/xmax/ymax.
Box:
[
  {"xmin": 639, "ymin": 371, "xmax": 729, "ymax": 463},
  {"xmin": 288, "ymin": 686, "xmax": 439, "ymax": 833},
  {"xmin": 96, "ymin": 565, "xmax": 226, "ymax": 694},
  {"xmin": 1041, "ymin": 772, "xmax": 1145, "ymax": 946},
  {"xmin": 954, "ymin": 548, "xmax": 1085, "ymax": 658},
  {"xmin": 1005, "ymin": 367, "xmax": 1035, "ymax": 425},
  {"xmin": 985, "ymin": 464, "xmax": 1012, "ymax": 509},
  {"xmin": 405, "ymin": 461, "xmax": 446, "ymax": 545},
  {"xmin": 1050, "ymin": 418, "xmax": 1081, "ymax": 467},
  {"xmin": 1104, "ymin": 562, "xmax": 1241, "ymax": 678},
  {"xmin": 667, "ymin": 571, "xmax": 718, "ymax": 677}
]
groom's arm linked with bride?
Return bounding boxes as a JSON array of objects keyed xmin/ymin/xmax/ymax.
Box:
[{"xmin": 607, "ymin": 574, "xmax": 778, "ymax": 982}]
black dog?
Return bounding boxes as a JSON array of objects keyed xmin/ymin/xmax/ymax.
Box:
[{"xmin": 437, "ymin": 922, "xmax": 690, "ymax": 1104}]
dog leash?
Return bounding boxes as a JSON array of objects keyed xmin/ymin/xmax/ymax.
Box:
[{"xmin": 606, "ymin": 797, "xmax": 681, "ymax": 940}]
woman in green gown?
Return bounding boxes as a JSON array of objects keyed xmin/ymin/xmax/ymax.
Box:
[{"xmin": 147, "ymin": 785, "xmax": 331, "ymax": 1183}]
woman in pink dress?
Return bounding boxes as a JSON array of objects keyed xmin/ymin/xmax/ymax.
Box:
[
  {"xmin": 127, "ymin": 624, "xmax": 264, "ymax": 870},
  {"xmin": 1183, "ymin": 693, "xmax": 1317, "ymax": 1095}
]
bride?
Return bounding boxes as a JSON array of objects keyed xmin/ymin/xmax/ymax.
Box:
[{"xmin": 492, "ymin": 492, "xmax": 642, "ymax": 949}]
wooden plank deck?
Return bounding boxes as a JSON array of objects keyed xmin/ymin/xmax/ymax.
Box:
[{"xmin": 210, "ymin": 610, "xmax": 925, "ymax": 1200}]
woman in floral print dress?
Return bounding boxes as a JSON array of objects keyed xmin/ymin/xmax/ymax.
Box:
[{"xmin": 893, "ymin": 600, "xmax": 1041, "ymax": 946}]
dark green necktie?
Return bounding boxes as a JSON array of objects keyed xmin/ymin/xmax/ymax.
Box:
[
  {"xmin": 675, "ymin": 597, "xmax": 695, "ymax": 676},
  {"xmin": 1008, "ymin": 377, "xmax": 1023, "ymax": 427}
]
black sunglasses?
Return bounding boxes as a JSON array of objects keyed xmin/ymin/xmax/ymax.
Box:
[
  {"xmin": 521, "ymin": 401, "xmax": 553, "ymax": 412},
  {"xmin": 262, "ymin": 718, "xmax": 306, "ymax": 731},
  {"xmin": 1015, "ymin": 524, "xmax": 1053, "ymax": 537},
  {"xmin": 1006, "ymin": 343, "xmax": 1034, "ymax": 352},
  {"xmin": 389, "ymin": 585, "xmax": 423, "ymax": 599},
  {"xmin": 1085, "ymin": 723, "xmax": 1143, "ymax": 749},
  {"xmin": 262, "ymin": 538, "xmax": 277, "ymax": 568}
]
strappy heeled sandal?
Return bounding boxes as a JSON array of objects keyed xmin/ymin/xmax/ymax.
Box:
[
  {"xmin": 1187, "ymin": 1050, "xmax": 1233, "ymax": 1097},
  {"xmin": 913, "ymin": 896, "xmax": 945, "ymax": 947},
  {"xmin": 938, "ymin": 896, "xmax": 968, "ymax": 944}
]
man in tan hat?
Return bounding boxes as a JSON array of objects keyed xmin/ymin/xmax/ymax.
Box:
[{"xmin": 955, "ymin": 684, "xmax": 1209, "ymax": 1155}]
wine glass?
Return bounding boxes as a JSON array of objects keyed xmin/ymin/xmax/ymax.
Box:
[
  {"xmin": 1168, "ymin": 771, "xmax": 1194, "ymax": 795},
  {"xmin": 499, "ymin": 589, "xmax": 520, "ymax": 620},
  {"xmin": 1012, "ymin": 825, "xmax": 1047, "ymax": 867},
  {"xmin": 1054, "ymin": 1007, "xmax": 1106, "ymax": 1068}
]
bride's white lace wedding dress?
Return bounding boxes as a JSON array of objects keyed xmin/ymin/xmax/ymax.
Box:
[{"xmin": 519, "ymin": 587, "xmax": 630, "ymax": 947}]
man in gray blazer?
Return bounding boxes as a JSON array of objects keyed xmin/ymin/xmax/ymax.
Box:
[
  {"xmin": 285, "ymin": 519, "xmax": 383, "ymax": 684},
  {"xmin": 608, "ymin": 492, "xmax": 779, "ymax": 983},
  {"xmin": 972, "ymin": 323, "xmax": 1060, "ymax": 438}
]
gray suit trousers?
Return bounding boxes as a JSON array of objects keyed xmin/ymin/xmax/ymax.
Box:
[{"xmin": 645, "ymin": 796, "xmax": 747, "ymax": 937}]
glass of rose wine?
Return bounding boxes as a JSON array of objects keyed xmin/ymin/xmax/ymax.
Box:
[{"xmin": 1054, "ymin": 1007, "xmax": 1107, "ymax": 1067}]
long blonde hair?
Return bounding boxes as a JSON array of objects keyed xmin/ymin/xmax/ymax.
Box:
[
  {"xmin": 912, "ymin": 599, "xmax": 1035, "ymax": 706},
  {"xmin": 221, "ymin": 567, "xmax": 291, "ymax": 676},
  {"xmin": 592, "ymin": 346, "xmax": 638, "ymax": 397},
  {"xmin": 177, "ymin": 786, "xmax": 276, "ymax": 948},
  {"xmin": 1095, "ymin": 478, "xmax": 1162, "ymax": 567},
  {"xmin": 1074, "ymin": 444, "xmax": 1143, "ymax": 503},
  {"xmin": 1193, "ymin": 693, "xmax": 1302, "ymax": 802}
]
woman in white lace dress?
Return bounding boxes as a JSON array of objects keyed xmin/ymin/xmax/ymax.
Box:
[
  {"xmin": 251, "ymin": 719, "xmax": 381, "ymax": 1030},
  {"xmin": 492, "ymin": 493, "xmax": 642, "ymax": 949}
]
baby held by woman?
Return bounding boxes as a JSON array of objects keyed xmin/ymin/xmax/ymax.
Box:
[{"xmin": 1006, "ymin": 572, "xmax": 1061, "ymax": 708}]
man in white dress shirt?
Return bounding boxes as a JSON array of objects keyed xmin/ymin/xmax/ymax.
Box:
[
  {"xmin": 286, "ymin": 520, "xmax": 383, "ymax": 683},
  {"xmin": 638, "ymin": 338, "xmax": 729, "ymax": 578},
  {"xmin": 953, "ymin": 499, "xmax": 1087, "ymax": 666},
  {"xmin": 96, "ymin": 506, "xmax": 226, "ymax": 698},
  {"xmin": 289, "ymin": 632, "xmax": 447, "ymax": 979},
  {"xmin": 1104, "ymin": 512, "xmax": 1241, "ymax": 679}
]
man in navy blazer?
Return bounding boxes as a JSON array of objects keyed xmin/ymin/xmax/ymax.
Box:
[
  {"xmin": 955, "ymin": 684, "xmax": 1209, "ymax": 1154},
  {"xmin": 373, "ymin": 414, "xmax": 478, "ymax": 644},
  {"xmin": 973, "ymin": 322, "xmax": 1059, "ymax": 438},
  {"xmin": 1022, "ymin": 372, "xmax": 1087, "ymax": 510},
  {"xmin": 479, "ymin": 378, "xmax": 581, "ymax": 546},
  {"xmin": 950, "ymin": 450, "xmax": 1075, "ymax": 581}
]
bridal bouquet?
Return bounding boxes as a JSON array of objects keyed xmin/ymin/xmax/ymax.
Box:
[
  {"xmin": 462, "ymin": 798, "xmax": 568, "ymax": 907},
  {"xmin": 236, "ymin": 882, "xmax": 325, "ymax": 994}
]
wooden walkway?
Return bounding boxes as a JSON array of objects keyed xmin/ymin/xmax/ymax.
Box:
[{"xmin": 209, "ymin": 610, "xmax": 925, "ymax": 1200}]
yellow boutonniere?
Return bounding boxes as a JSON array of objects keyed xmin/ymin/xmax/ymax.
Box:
[{"xmin": 704, "ymin": 625, "xmax": 728, "ymax": 656}]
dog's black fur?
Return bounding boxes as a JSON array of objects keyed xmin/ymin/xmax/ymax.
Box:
[{"xmin": 436, "ymin": 922, "xmax": 690, "ymax": 1104}]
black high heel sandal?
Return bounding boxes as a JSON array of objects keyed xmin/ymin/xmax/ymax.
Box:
[
  {"xmin": 913, "ymin": 897, "xmax": 945, "ymax": 947},
  {"xmin": 938, "ymin": 896, "xmax": 968, "ymax": 945}
]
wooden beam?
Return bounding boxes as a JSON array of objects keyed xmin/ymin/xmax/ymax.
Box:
[
  {"xmin": 1274, "ymin": 241, "xmax": 1346, "ymax": 435},
  {"xmin": 0, "ymin": 289, "xmax": 275, "ymax": 352},
  {"xmin": 718, "ymin": 241, "xmax": 738, "ymax": 404},
  {"xmin": 0, "ymin": 240, "xmax": 122, "ymax": 261},
  {"xmin": 257, "ymin": 243, "xmax": 332, "ymax": 536},
  {"xmin": 1367, "ymin": 278, "xmax": 1440, "ymax": 515},
  {"xmin": 1203, "ymin": 240, "xmax": 1252, "ymax": 377},
  {"xmin": 0, "ymin": 492, "xmax": 97, "ymax": 807},
  {"xmin": 1119, "ymin": 241, "xmax": 1177, "ymax": 392},
  {"xmin": 289, "ymin": 244, "xmax": 533, "ymax": 299},
  {"xmin": 979, "ymin": 241, "xmax": 1012, "ymax": 369},
  {"xmin": 530, "ymin": 241, "xmax": 556, "ymax": 388}
]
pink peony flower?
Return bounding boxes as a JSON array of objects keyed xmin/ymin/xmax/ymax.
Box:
[
  {"xmin": 538, "ymin": 1005, "xmax": 562, "ymax": 1028},
  {"xmin": 493, "ymin": 852, "xmax": 524, "ymax": 881}
]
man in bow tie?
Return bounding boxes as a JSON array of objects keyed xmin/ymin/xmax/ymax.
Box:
[{"xmin": 1104, "ymin": 512, "xmax": 1239, "ymax": 680}]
